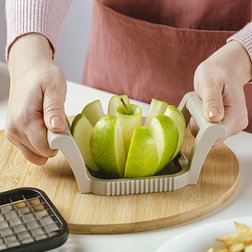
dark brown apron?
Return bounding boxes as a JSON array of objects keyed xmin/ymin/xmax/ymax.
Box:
[{"xmin": 83, "ymin": 0, "xmax": 252, "ymax": 132}]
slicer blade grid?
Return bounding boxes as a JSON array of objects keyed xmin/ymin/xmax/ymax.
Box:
[{"xmin": 0, "ymin": 188, "xmax": 68, "ymax": 251}]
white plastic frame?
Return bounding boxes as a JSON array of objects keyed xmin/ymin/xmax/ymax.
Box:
[{"xmin": 47, "ymin": 92, "xmax": 226, "ymax": 196}]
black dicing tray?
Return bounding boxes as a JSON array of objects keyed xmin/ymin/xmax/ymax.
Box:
[{"xmin": 0, "ymin": 187, "xmax": 68, "ymax": 251}]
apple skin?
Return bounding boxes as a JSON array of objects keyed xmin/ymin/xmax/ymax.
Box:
[
  {"xmin": 90, "ymin": 115, "xmax": 125, "ymax": 178},
  {"xmin": 71, "ymin": 113, "xmax": 99, "ymax": 172},
  {"xmin": 108, "ymin": 95, "xmax": 129, "ymax": 116},
  {"xmin": 71, "ymin": 95, "xmax": 186, "ymax": 179},
  {"xmin": 165, "ymin": 105, "xmax": 186, "ymax": 159},
  {"xmin": 82, "ymin": 100, "xmax": 104, "ymax": 127},
  {"xmin": 124, "ymin": 126, "xmax": 158, "ymax": 178},
  {"xmin": 145, "ymin": 98, "xmax": 168, "ymax": 127},
  {"xmin": 116, "ymin": 104, "xmax": 142, "ymax": 156},
  {"xmin": 150, "ymin": 115, "xmax": 179, "ymax": 174}
]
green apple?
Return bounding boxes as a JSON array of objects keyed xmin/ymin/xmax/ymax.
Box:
[
  {"xmin": 108, "ymin": 94, "xmax": 129, "ymax": 116},
  {"xmin": 124, "ymin": 126, "xmax": 158, "ymax": 178},
  {"xmin": 145, "ymin": 98, "xmax": 168, "ymax": 127},
  {"xmin": 116, "ymin": 104, "xmax": 142, "ymax": 156},
  {"xmin": 71, "ymin": 95, "xmax": 186, "ymax": 179},
  {"xmin": 82, "ymin": 100, "xmax": 104, "ymax": 127},
  {"xmin": 71, "ymin": 113, "xmax": 99, "ymax": 172},
  {"xmin": 165, "ymin": 105, "xmax": 186, "ymax": 159},
  {"xmin": 90, "ymin": 115, "xmax": 125, "ymax": 178},
  {"xmin": 150, "ymin": 115, "xmax": 179, "ymax": 173}
]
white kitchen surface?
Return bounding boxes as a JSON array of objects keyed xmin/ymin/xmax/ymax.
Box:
[{"xmin": 1, "ymin": 78, "xmax": 252, "ymax": 252}]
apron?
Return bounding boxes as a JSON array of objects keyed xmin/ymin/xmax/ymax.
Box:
[{"xmin": 83, "ymin": 0, "xmax": 252, "ymax": 132}]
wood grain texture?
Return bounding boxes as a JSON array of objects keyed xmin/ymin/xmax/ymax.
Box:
[{"xmin": 0, "ymin": 130, "xmax": 239, "ymax": 234}]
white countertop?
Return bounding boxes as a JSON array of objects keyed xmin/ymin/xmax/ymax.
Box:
[{"xmin": 1, "ymin": 80, "xmax": 252, "ymax": 252}]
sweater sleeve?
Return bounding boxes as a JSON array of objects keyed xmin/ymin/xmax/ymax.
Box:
[
  {"xmin": 5, "ymin": 0, "xmax": 72, "ymax": 59},
  {"xmin": 227, "ymin": 22, "xmax": 252, "ymax": 60}
]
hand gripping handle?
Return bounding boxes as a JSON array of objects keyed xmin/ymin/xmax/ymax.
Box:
[{"xmin": 177, "ymin": 92, "xmax": 227, "ymax": 186}]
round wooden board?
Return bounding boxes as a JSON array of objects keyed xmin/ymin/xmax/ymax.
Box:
[{"xmin": 0, "ymin": 130, "xmax": 239, "ymax": 234}]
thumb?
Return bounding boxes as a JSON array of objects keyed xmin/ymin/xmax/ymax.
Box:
[
  {"xmin": 43, "ymin": 91, "xmax": 66, "ymax": 132},
  {"xmin": 200, "ymin": 85, "xmax": 224, "ymax": 123}
]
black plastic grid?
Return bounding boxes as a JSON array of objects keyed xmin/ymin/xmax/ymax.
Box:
[{"xmin": 0, "ymin": 188, "xmax": 68, "ymax": 252}]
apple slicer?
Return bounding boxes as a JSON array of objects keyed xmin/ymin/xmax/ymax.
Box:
[{"xmin": 47, "ymin": 92, "xmax": 226, "ymax": 196}]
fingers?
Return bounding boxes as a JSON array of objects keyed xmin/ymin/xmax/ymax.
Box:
[
  {"xmin": 194, "ymin": 63, "xmax": 249, "ymax": 143},
  {"xmin": 6, "ymin": 132, "xmax": 48, "ymax": 165},
  {"xmin": 6, "ymin": 77, "xmax": 66, "ymax": 165},
  {"xmin": 43, "ymin": 81, "xmax": 67, "ymax": 133},
  {"xmin": 195, "ymin": 80, "xmax": 248, "ymax": 141},
  {"xmin": 24, "ymin": 115, "xmax": 58, "ymax": 157},
  {"xmin": 220, "ymin": 89, "xmax": 248, "ymax": 136},
  {"xmin": 196, "ymin": 78, "xmax": 225, "ymax": 123},
  {"xmin": 16, "ymin": 143, "xmax": 48, "ymax": 166},
  {"xmin": 6, "ymin": 116, "xmax": 57, "ymax": 165},
  {"xmin": 7, "ymin": 52, "xmax": 67, "ymax": 166}
]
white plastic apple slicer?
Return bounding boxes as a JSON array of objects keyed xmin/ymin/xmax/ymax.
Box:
[{"xmin": 47, "ymin": 92, "xmax": 226, "ymax": 196}]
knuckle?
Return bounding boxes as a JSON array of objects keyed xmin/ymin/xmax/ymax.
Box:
[
  {"xmin": 203, "ymin": 97, "xmax": 221, "ymax": 107},
  {"xmin": 44, "ymin": 102, "xmax": 63, "ymax": 115}
]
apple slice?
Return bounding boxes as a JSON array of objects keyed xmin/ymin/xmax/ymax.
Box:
[
  {"xmin": 150, "ymin": 115, "xmax": 179, "ymax": 173},
  {"xmin": 124, "ymin": 126, "xmax": 158, "ymax": 178},
  {"xmin": 116, "ymin": 103, "xmax": 142, "ymax": 156},
  {"xmin": 71, "ymin": 113, "xmax": 99, "ymax": 172},
  {"xmin": 90, "ymin": 115, "xmax": 125, "ymax": 178},
  {"xmin": 108, "ymin": 94, "xmax": 130, "ymax": 116},
  {"xmin": 165, "ymin": 105, "xmax": 186, "ymax": 159},
  {"xmin": 144, "ymin": 98, "xmax": 168, "ymax": 127},
  {"xmin": 82, "ymin": 100, "xmax": 104, "ymax": 127}
]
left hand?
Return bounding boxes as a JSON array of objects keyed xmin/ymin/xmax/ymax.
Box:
[{"xmin": 193, "ymin": 40, "xmax": 252, "ymax": 141}]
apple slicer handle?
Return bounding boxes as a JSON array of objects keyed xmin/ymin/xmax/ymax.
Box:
[
  {"xmin": 177, "ymin": 92, "xmax": 227, "ymax": 186},
  {"xmin": 47, "ymin": 126, "xmax": 91, "ymax": 193}
]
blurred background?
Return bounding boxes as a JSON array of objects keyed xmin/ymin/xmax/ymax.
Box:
[{"xmin": 0, "ymin": 0, "xmax": 93, "ymax": 83}]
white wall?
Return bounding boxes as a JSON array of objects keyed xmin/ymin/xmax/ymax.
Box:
[
  {"xmin": 0, "ymin": 1, "xmax": 6, "ymax": 63},
  {"xmin": 0, "ymin": 0, "xmax": 93, "ymax": 83}
]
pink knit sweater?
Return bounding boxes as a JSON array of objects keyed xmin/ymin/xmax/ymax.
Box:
[{"xmin": 5, "ymin": 0, "xmax": 252, "ymax": 60}]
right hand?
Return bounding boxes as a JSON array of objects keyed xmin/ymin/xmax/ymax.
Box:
[{"xmin": 6, "ymin": 33, "xmax": 67, "ymax": 165}]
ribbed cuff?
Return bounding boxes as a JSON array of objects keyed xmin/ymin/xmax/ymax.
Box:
[
  {"xmin": 227, "ymin": 22, "xmax": 252, "ymax": 60},
  {"xmin": 5, "ymin": 0, "xmax": 72, "ymax": 60}
]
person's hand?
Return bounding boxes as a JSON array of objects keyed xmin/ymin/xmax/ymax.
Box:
[
  {"xmin": 193, "ymin": 40, "xmax": 252, "ymax": 141},
  {"xmin": 6, "ymin": 33, "xmax": 67, "ymax": 165}
]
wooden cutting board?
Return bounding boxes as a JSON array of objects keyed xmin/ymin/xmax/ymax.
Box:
[{"xmin": 0, "ymin": 129, "xmax": 239, "ymax": 234}]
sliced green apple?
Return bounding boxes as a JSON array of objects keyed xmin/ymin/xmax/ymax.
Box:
[
  {"xmin": 124, "ymin": 126, "xmax": 158, "ymax": 178},
  {"xmin": 108, "ymin": 94, "xmax": 129, "ymax": 116},
  {"xmin": 144, "ymin": 98, "xmax": 168, "ymax": 127},
  {"xmin": 82, "ymin": 100, "xmax": 104, "ymax": 127},
  {"xmin": 90, "ymin": 115, "xmax": 125, "ymax": 178},
  {"xmin": 116, "ymin": 104, "xmax": 142, "ymax": 156},
  {"xmin": 150, "ymin": 115, "xmax": 179, "ymax": 173},
  {"xmin": 71, "ymin": 113, "xmax": 99, "ymax": 172},
  {"xmin": 165, "ymin": 105, "xmax": 186, "ymax": 159}
]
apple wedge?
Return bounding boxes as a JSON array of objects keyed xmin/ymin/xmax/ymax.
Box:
[
  {"xmin": 124, "ymin": 126, "xmax": 158, "ymax": 178},
  {"xmin": 82, "ymin": 100, "xmax": 105, "ymax": 127},
  {"xmin": 90, "ymin": 115, "xmax": 125, "ymax": 178},
  {"xmin": 71, "ymin": 113, "xmax": 99, "ymax": 172},
  {"xmin": 165, "ymin": 105, "xmax": 186, "ymax": 159},
  {"xmin": 144, "ymin": 98, "xmax": 168, "ymax": 127},
  {"xmin": 150, "ymin": 115, "xmax": 179, "ymax": 173},
  {"xmin": 108, "ymin": 94, "xmax": 130, "ymax": 116},
  {"xmin": 117, "ymin": 104, "xmax": 142, "ymax": 156}
]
